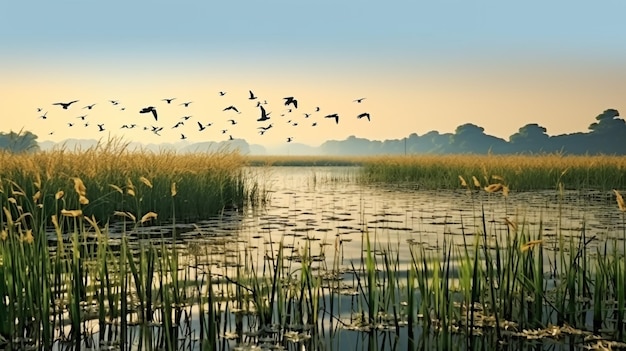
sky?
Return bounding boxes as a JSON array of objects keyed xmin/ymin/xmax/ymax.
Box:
[{"xmin": 2, "ymin": 1, "xmax": 626, "ymax": 148}]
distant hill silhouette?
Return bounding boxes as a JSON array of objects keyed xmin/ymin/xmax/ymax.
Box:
[{"xmin": 15, "ymin": 108, "xmax": 626, "ymax": 155}]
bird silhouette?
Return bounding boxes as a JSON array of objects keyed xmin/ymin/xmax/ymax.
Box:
[
  {"xmin": 162, "ymin": 98, "xmax": 176, "ymax": 104},
  {"xmin": 248, "ymin": 90, "xmax": 257, "ymax": 100},
  {"xmin": 357, "ymin": 112, "xmax": 371, "ymax": 121},
  {"xmin": 76, "ymin": 115, "xmax": 87, "ymax": 120},
  {"xmin": 223, "ymin": 105, "xmax": 239, "ymax": 113},
  {"xmin": 181, "ymin": 115, "xmax": 192, "ymax": 120},
  {"xmin": 140, "ymin": 106, "xmax": 158, "ymax": 121},
  {"xmin": 287, "ymin": 137, "xmax": 293, "ymax": 142},
  {"xmin": 219, "ymin": 91, "xmax": 226, "ymax": 96},
  {"xmin": 258, "ymin": 123, "xmax": 273, "ymax": 131},
  {"xmin": 197, "ymin": 121, "xmax": 206, "ymax": 131},
  {"xmin": 325, "ymin": 113, "xmax": 339, "ymax": 124},
  {"xmin": 180, "ymin": 101, "xmax": 192, "ymax": 107},
  {"xmin": 172, "ymin": 121, "xmax": 184, "ymax": 128},
  {"xmin": 180, "ymin": 134, "xmax": 187, "ymax": 140},
  {"xmin": 303, "ymin": 113, "xmax": 311, "ymax": 118},
  {"xmin": 315, "ymin": 107, "xmax": 320, "ymax": 112},
  {"xmin": 257, "ymin": 105, "xmax": 270, "ymax": 121},
  {"xmin": 110, "ymin": 100, "xmax": 119, "ymax": 105},
  {"xmin": 312, "ymin": 122, "xmax": 317, "ymax": 126},
  {"xmin": 53, "ymin": 100, "xmax": 79, "ymax": 109},
  {"xmin": 67, "ymin": 123, "xmax": 74, "ymax": 127},
  {"xmin": 353, "ymin": 97, "xmax": 366, "ymax": 103},
  {"xmin": 37, "ymin": 107, "xmax": 42, "ymax": 112},
  {"xmin": 83, "ymin": 103, "xmax": 96, "ymax": 110},
  {"xmin": 151, "ymin": 126, "xmax": 163, "ymax": 136},
  {"xmin": 221, "ymin": 129, "xmax": 228, "ymax": 134},
  {"xmin": 227, "ymin": 119, "xmax": 237, "ymax": 125},
  {"xmin": 229, "ymin": 135, "xmax": 234, "ymax": 140},
  {"xmin": 39, "ymin": 112, "xmax": 48, "ymax": 119},
  {"xmin": 97, "ymin": 124, "xmax": 105, "ymax": 132},
  {"xmin": 284, "ymin": 97, "xmax": 298, "ymax": 108}
]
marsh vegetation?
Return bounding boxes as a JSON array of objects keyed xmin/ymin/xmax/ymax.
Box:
[{"xmin": 0, "ymin": 149, "xmax": 625, "ymax": 350}]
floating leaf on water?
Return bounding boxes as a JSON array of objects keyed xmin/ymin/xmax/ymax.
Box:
[
  {"xmin": 61, "ymin": 209, "xmax": 83, "ymax": 217},
  {"xmin": 141, "ymin": 211, "xmax": 158, "ymax": 223}
]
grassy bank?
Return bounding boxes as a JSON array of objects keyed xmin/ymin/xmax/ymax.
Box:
[{"xmin": 0, "ymin": 140, "xmax": 257, "ymax": 224}]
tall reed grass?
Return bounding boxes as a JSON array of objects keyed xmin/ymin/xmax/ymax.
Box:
[{"xmin": 360, "ymin": 154, "xmax": 626, "ymax": 190}]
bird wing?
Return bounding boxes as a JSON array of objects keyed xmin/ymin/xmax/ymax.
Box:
[{"xmin": 151, "ymin": 109, "xmax": 158, "ymax": 121}]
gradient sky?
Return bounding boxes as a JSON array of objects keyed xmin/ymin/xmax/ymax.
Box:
[{"xmin": 2, "ymin": 1, "xmax": 626, "ymax": 147}]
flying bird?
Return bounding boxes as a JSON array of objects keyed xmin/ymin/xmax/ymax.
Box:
[
  {"xmin": 229, "ymin": 135, "xmax": 234, "ymax": 140},
  {"xmin": 258, "ymin": 123, "xmax": 273, "ymax": 131},
  {"xmin": 181, "ymin": 115, "xmax": 192, "ymax": 120},
  {"xmin": 353, "ymin": 97, "xmax": 366, "ymax": 103},
  {"xmin": 223, "ymin": 105, "xmax": 239, "ymax": 113},
  {"xmin": 110, "ymin": 100, "xmax": 119, "ymax": 105},
  {"xmin": 172, "ymin": 121, "xmax": 184, "ymax": 128},
  {"xmin": 53, "ymin": 100, "xmax": 79, "ymax": 109},
  {"xmin": 180, "ymin": 101, "xmax": 192, "ymax": 107},
  {"xmin": 287, "ymin": 137, "xmax": 293, "ymax": 142},
  {"xmin": 219, "ymin": 91, "xmax": 226, "ymax": 96},
  {"xmin": 83, "ymin": 103, "xmax": 96, "ymax": 110},
  {"xmin": 37, "ymin": 107, "xmax": 42, "ymax": 112},
  {"xmin": 284, "ymin": 97, "xmax": 298, "ymax": 109},
  {"xmin": 357, "ymin": 112, "xmax": 371, "ymax": 121},
  {"xmin": 140, "ymin": 106, "xmax": 158, "ymax": 121},
  {"xmin": 325, "ymin": 113, "xmax": 339, "ymax": 124},
  {"xmin": 97, "ymin": 124, "xmax": 105, "ymax": 132},
  {"xmin": 76, "ymin": 115, "xmax": 87, "ymax": 120},
  {"xmin": 257, "ymin": 105, "xmax": 270, "ymax": 121},
  {"xmin": 39, "ymin": 112, "xmax": 48, "ymax": 119},
  {"xmin": 197, "ymin": 121, "xmax": 206, "ymax": 131},
  {"xmin": 162, "ymin": 98, "xmax": 176, "ymax": 104},
  {"xmin": 248, "ymin": 90, "xmax": 257, "ymax": 100},
  {"xmin": 180, "ymin": 134, "xmax": 187, "ymax": 140},
  {"xmin": 227, "ymin": 119, "xmax": 237, "ymax": 125}
]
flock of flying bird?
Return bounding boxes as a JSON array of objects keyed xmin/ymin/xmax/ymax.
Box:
[{"xmin": 37, "ymin": 90, "xmax": 371, "ymax": 143}]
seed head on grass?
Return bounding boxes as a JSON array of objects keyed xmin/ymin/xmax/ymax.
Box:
[
  {"xmin": 140, "ymin": 211, "xmax": 158, "ymax": 224},
  {"xmin": 459, "ymin": 175, "xmax": 468, "ymax": 188},
  {"xmin": 614, "ymin": 189, "xmax": 626, "ymax": 212},
  {"xmin": 521, "ymin": 239, "xmax": 544, "ymax": 252},
  {"xmin": 61, "ymin": 209, "xmax": 83, "ymax": 217}
]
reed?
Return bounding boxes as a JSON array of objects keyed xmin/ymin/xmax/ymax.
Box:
[{"xmin": 360, "ymin": 153, "xmax": 626, "ymax": 190}]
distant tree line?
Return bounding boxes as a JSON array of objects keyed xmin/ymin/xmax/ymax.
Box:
[
  {"xmin": 319, "ymin": 109, "xmax": 626, "ymax": 155},
  {"xmin": 0, "ymin": 130, "xmax": 40, "ymax": 153}
]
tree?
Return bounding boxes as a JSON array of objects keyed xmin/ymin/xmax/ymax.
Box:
[
  {"xmin": 0, "ymin": 130, "xmax": 40, "ymax": 153},
  {"xmin": 509, "ymin": 123, "xmax": 550, "ymax": 152}
]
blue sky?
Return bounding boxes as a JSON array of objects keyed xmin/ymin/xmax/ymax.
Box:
[{"xmin": 2, "ymin": 1, "xmax": 626, "ymax": 146}]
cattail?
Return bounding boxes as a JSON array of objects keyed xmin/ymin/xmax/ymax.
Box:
[
  {"xmin": 171, "ymin": 182, "xmax": 177, "ymax": 197},
  {"xmin": 55, "ymin": 190, "xmax": 64, "ymax": 200},
  {"xmin": 72, "ymin": 177, "xmax": 87, "ymax": 197}
]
